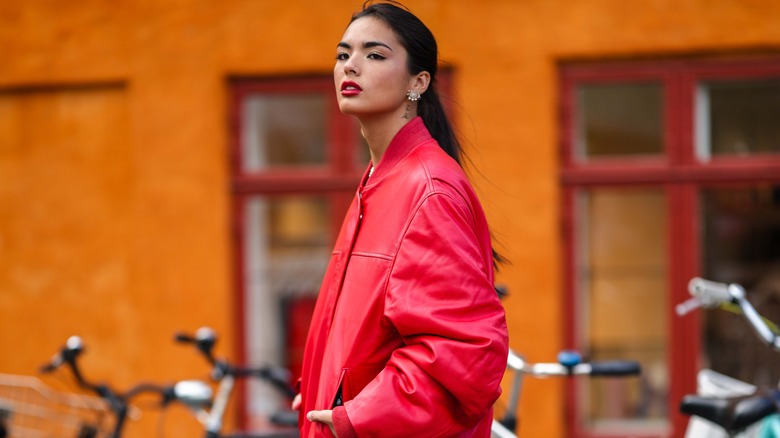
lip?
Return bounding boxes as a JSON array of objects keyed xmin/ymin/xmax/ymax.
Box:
[{"xmin": 340, "ymin": 81, "xmax": 362, "ymax": 96}]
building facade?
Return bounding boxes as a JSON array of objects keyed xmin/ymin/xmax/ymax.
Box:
[{"xmin": 2, "ymin": 1, "xmax": 780, "ymax": 436}]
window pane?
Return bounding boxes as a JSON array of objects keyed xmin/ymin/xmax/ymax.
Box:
[
  {"xmin": 242, "ymin": 94, "xmax": 327, "ymax": 170},
  {"xmin": 576, "ymin": 188, "xmax": 668, "ymax": 432},
  {"xmin": 576, "ymin": 83, "xmax": 663, "ymax": 159},
  {"xmin": 243, "ymin": 195, "xmax": 332, "ymax": 424},
  {"xmin": 697, "ymin": 79, "xmax": 780, "ymax": 160},
  {"xmin": 700, "ymin": 185, "xmax": 780, "ymax": 388}
]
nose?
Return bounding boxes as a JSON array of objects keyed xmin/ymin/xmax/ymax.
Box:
[{"xmin": 343, "ymin": 58, "xmax": 358, "ymax": 76}]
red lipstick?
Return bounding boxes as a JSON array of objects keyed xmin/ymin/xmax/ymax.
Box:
[{"xmin": 341, "ymin": 81, "xmax": 362, "ymax": 96}]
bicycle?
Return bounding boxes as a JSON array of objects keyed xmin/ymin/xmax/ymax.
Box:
[
  {"xmin": 173, "ymin": 327, "xmax": 299, "ymax": 438},
  {"xmin": 39, "ymin": 335, "xmax": 183, "ymax": 438},
  {"xmin": 677, "ymin": 277, "xmax": 780, "ymax": 437},
  {"xmin": 490, "ymin": 349, "xmax": 641, "ymax": 438}
]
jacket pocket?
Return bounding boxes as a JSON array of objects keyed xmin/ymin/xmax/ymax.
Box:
[
  {"xmin": 330, "ymin": 365, "xmax": 380, "ymax": 409},
  {"xmin": 330, "ymin": 368, "xmax": 352, "ymax": 409}
]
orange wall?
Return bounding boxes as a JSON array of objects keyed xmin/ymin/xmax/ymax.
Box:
[{"xmin": 2, "ymin": 1, "xmax": 780, "ymax": 437}]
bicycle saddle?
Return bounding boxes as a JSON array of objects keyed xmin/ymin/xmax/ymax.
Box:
[{"xmin": 680, "ymin": 389, "xmax": 779, "ymax": 435}]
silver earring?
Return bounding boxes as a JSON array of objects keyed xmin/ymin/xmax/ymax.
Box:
[{"xmin": 406, "ymin": 90, "xmax": 421, "ymax": 101}]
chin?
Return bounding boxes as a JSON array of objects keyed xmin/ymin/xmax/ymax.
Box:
[
  {"xmin": 338, "ymin": 103, "xmax": 365, "ymax": 117},
  {"xmin": 338, "ymin": 102, "xmax": 395, "ymax": 119}
]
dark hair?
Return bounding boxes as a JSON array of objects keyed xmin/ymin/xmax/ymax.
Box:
[{"xmin": 351, "ymin": 1, "xmax": 462, "ymax": 165}]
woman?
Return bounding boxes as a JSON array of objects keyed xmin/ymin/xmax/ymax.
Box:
[{"xmin": 297, "ymin": 2, "xmax": 508, "ymax": 437}]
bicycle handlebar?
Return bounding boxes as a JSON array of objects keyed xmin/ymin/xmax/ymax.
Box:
[
  {"xmin": 40, "ymin": 336, "xmax": 181, "ymax": 437},
  {"xmin": 678, "ymin": 277, "xmax": 780, "ymax": 351},
  {"xmin": 175, "ymin": 327, "xmax": 296, "ymax": 399},
  {"xmin": 175, "ymin": 327, "xmax": 218, "ymax": 365},
  {"xmin": 496, "ymin": 349, "xmax": 640, "ymax": 435},
  {"xmin": 588, "ymin": 361, "xmax": 642, "ymax": 376},
  {"xmin": 40, "ymin": 335, "xmax": 85, "ymax": 374},
  {"xmin": 508, "ymin": 350, "xmax": 641, "ymax": 378},
  {"xmin": 41, "ymin": 336, "xmax": 178, "ymax": 402},
  {"xmin": 40, "ymin": 336, "xmax": 100, "ymax": 395},
  {"xmin": 688, "ymin": 277, "xmax": 733, "ymax": 307}
]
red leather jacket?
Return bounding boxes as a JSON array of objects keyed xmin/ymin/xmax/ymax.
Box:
[{"xmin": 299, "ymin": 117, "xmax": 508, "ymax": 437}]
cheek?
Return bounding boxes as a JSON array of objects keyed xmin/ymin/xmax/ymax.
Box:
[{"xmin": 376, "ymin": 69, "xmax": 409, "ymax": 97}]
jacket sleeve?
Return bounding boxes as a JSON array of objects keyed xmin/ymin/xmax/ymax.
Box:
[{"xmin": 341, "ymin": 190, "xmax": 509, "ymax": 436}]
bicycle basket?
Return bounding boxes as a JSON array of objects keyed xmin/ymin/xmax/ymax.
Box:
[{"xmin": 0, "ymin": 373, "xmax": 114, "ymax": 437}]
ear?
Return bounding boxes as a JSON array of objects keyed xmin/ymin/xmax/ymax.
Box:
[{"xmin": 409, "ymin": 71, "xmax": 431, "ymax": 96}]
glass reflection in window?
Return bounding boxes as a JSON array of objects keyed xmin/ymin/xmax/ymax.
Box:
[
  {"xmin": 576, "ymin": 188, "xmax": 668, "ymax": 432},
  {"xmin": 242, "ymin": 94, "xmax": 327, "ymax": 170},
  {"xmin": 576, "ymin": 82, "xmax": 663, "ymax": 159},
  {"xmin": 696, "ymin": 79, "xmax": 780, "ymax": 160}
]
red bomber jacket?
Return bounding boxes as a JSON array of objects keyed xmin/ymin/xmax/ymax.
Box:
[{"xmin": 298, "ymin": 117, "xmax": 509, "ymax": 437}]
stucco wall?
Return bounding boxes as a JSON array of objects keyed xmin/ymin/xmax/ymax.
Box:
[{"xmin": 2, "ymin": 1, "xmax": 780, "ymax": 436}]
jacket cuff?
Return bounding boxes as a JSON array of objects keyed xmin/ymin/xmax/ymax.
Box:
[{"xmin": 332, "ymin": 406, "xmax": 358, "ymax": 438}]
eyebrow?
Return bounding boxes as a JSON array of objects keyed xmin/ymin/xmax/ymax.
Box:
[{"xmin": 337, "ymin": 41, "xmax": 393, "ymax": 51}]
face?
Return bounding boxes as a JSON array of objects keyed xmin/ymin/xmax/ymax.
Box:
[{"xmin": 334, "ymin": 16, "xmax": 423, "ymax": 119}]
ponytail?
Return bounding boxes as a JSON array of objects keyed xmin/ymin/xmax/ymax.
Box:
[{"xmin": 419, "ymin": 85, "xmax": 462, "ymax": 165}]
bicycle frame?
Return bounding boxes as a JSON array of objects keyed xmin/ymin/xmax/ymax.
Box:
[{"xmin": 205, "ymin": 374, "xmax": 235, "ymax": 437}]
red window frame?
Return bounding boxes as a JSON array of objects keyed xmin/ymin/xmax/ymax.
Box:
[
  {"xmin": 560, "ymin": 56, "xmax": 780, "ymax": 437},
  {"xmin": 228, "ymin": 76, "xmax": 363, "ymax": 429}
]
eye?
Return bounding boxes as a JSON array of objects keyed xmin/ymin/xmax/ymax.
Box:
[
  {"xmin": 367, "ymin": 52, "xmax": 385, "ymax": 60},
  {"xmin": 336, "ymin": 52, "xmax": 349, "ymax": 61}
]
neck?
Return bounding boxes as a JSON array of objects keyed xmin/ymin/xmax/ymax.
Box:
[{"xmin": 358, "ymin": 113, "xmax": 416, "ymax": 165}]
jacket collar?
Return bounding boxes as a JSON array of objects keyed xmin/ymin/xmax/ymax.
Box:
[{"xmin": 363, "ymin": 117, "xmax": 433, "ymax": 187}]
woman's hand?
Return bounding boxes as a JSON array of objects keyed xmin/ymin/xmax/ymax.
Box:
[
  {"xmin": 307, "ymin": 409, "xmax": 337, "ymax": 437},
  {"xmin": 292, "ymin": 393, "xmax": 302, "ymax": 411}
]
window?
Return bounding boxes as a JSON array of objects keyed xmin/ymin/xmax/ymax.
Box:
[
  {"xmin": 230, "ymin": 77, "xmax": 365, "ymax": 429},
  {"xmin": 561, "ymin": 57, "xmax": 780, "ymax": 437}
]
